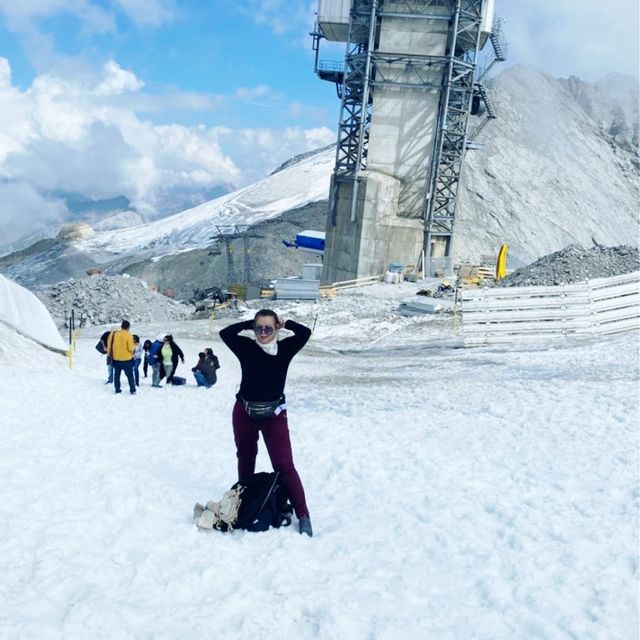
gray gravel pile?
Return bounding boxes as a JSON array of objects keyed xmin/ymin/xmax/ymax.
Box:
[
  {"xmin": 35, "ymin": 275, "xmax": 194, "ymax": 327},
  {"xmin": 497, "ymin": 244, "xmax": 639, "ymax": 287}
]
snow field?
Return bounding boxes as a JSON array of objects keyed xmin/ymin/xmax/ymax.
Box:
[{"xmin": 0, "ymin": 303, "xmax": 638, "ymax": 638}]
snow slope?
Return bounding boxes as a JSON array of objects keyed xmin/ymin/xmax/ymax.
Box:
[
  {"xmin": 78, "ymin": 146, "xmax": 335, "ymax": 258},
  {"xmin": 1, "ymin": 282, "xmax": 638, "ymax": 639}
]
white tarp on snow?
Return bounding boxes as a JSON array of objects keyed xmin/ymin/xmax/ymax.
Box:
[{"xmin": 0, "ymin": 274, "xmax": 66, "ymax": 352}]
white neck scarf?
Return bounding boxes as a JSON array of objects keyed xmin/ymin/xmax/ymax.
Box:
[{"xmin": 255, "ymin": 334, "xmax": 278, "ymax": 355}]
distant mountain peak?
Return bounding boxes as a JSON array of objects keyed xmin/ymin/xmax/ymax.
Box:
[{"xmin": 269, "ymin": 143, "xmax": 335, "ymax": 176}]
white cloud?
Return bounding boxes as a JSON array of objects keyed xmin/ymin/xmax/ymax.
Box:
[
  {"xmin": 498, "ymin": 0, "xmax": 639, "ymax": 81},
  {"xmin": 239, "ymin": 1, "xmax": 316, "ymax": 38},
  {"xmin": 0, "ymin": 0, "xmax": 174, "ymax": 31},
  {"xmin": 0, "ymin": 1, "xmax": 114, "ymax": 74},
  {"xmin": 0, "ymin": 56, "xmax": 11, "ymax": 89},
  {"xmin": 0, "ymin": 0, "xmax": 174, "ymax": 75},
  {"xmin": 219, "ymin": 125, "xmax": 335, "ymax": 184},
  {"xmin": 0, "ymin": 58, "xmax": 241, "ymax": 220},
  {"xmin": 0, "ymin": 181, "xmax": 69, "ymax": 245},
  {"xmin": 0, "ymin": 0, "xmax": 114, "ymax": 32},
  {"xmin": 0, "ymin": 57, "xmax": 335, "ymax": 243},
  {"xmin": 122, "ymin": 90, "xmax": 225, "ymax": 114},
  {"xmin": 234, "ymin": 85, "xmax": 274, "ymax": 100},
  {"xmin": 113, "ymin": 0, "xmax": 174, "ymax": 28},
  {"xmin": 95, "ymin": 60, "xmax": 144, "ymax": 96}
]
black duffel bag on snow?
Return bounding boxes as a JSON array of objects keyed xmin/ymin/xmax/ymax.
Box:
[
  {"xmin": 235, "ymin": 471, "xmax": 293, "ymax": 531},
  {"xmin": 193, "ymin": 471, "xmax": 293, "ymax": 532}
]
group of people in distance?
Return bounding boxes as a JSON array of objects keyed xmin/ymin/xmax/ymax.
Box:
[
  {"xmin": 97, "ymin": 309, "xmax": 313, "ymax": 536},
  {"xmin": 97, "ymin": 322, "xmax": 217, "ymax": 393}
]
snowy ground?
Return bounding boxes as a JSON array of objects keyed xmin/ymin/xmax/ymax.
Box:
[{"xmin": 1, "ymin": 282, "xmax": 638, "ymax": 639}]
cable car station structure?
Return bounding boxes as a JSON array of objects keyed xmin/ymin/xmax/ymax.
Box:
[{"xmin": 312, "ymin": 0, "xmax": 506, "ymax": 281}]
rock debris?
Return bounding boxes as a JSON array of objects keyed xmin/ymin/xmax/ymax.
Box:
[{"xmin": 35, "ymin": 275, "xmax": 194, "ymax": 328}]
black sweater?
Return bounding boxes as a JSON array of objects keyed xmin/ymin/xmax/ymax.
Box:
[{"xmin": 219, "ymin": 319, "xmax": 311, "ymax": 401}]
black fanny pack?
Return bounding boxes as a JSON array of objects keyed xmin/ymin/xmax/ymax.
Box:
[{"xmin": 239, "ymin": 395, "xmax": 285, "ymax": 420}]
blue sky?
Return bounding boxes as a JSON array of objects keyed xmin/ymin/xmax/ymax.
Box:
[
  {"xmin": 0, "ymin": 0, "xmax": 637, "ymax": 243},
  {"xmin": 0, "ymin": 1, "xmax": 338, "ymax": 130},
  {"xmin": 2, "ymin": 1, "xmax": 636, "ymax": 125}
]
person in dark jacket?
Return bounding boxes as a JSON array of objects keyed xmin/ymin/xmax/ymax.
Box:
[
  {"xmin": 204, "ymin": 347, "xmax": 220, "ymax": 372},
  {"xmin": 132, "ymin": 335, "xmax": 143, "ymax": 387},
  {"xmin": 192, "ymin": 352, "xmax": 217, "ymax": 388},
  {"xmin": 98, "ymin": 329, "xmax": 114, "ymax": 384},
  {"xmin": 160, "ymin": 334, "xmax": 185, "ymax": 384},
  {"xmin": 148, "ymin": 338, "xmax": 163, "ymax": 388},
  {"xmin": 142, "ymin": 339, "xmax": 152, "ymax": 378},
  {"xmin": 219, "ymin": 309, "xmax": 313, "ymax": 537}
]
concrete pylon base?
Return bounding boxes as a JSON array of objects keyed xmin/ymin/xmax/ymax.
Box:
[{"xmin": 323, "ymin": 171, "xmax": 424, "ymax": 284}]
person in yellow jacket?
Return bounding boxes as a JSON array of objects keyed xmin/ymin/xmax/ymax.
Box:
[{"xmin": 107, "ymin": 320, "xmax": 137, "ymax": 395}]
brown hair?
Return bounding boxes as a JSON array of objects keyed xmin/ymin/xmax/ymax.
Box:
[{"xmin": 254, "ymin": 309, "xmax": 279, "ymax": 324}]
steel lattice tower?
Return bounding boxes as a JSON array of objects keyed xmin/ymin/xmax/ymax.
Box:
[
  {"xmin": 313, "ymin": 0, "xmax": 505, "ymax": 280},
  {"xmin": 423, "ymin": 0, "xmax": 483, "ymax": 261}
]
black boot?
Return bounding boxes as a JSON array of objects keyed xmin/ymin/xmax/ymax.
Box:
[{"xmin": 298, "ymin": 516, "xmax": 313, "ymax": 537}]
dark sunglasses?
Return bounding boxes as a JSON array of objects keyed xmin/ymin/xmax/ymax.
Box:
[{"xmin": 254, "ymin": 325, "xmax": 275, "ymax": 335}]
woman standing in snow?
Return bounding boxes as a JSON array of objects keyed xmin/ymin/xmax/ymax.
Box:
[
  {"xmin": 160, "ymin": 334, "xmax": 185, "ymax": 384},
  {"xmin": 148, "ymin": 337, "xmax": 164, "ymax": 388},
  {"xmin": 219, "ymin": 310, "xmax": 313, "ymax": 537},
  {"xmin": 132, "ymin": 335, "xmax": 143, "ymax": 387},
  {"xmin": 142, "ymin": 339, "xmax": 152, "ymax": 378}
]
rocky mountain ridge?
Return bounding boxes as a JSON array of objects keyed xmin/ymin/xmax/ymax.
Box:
[{"xmin": 454, "ymin": 65, "xmax": 638, "ymax": 267}]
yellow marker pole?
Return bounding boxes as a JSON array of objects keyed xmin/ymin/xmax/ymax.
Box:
[
  {"xmin": 496, "ymin": 244, "xmax": 509, "ymax": 280},
  {"xmin": 207, "ymin": 300, "xmax": 218, "ymax": 335},
  {"xmin": 67, "ymin": 347, "xmax": 72, "ymax": 369},
  {"xmin": 452, "ymin": 286, "xmax": 459, "ymax": 333}
]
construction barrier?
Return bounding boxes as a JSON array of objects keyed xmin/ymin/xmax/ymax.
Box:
[
  {"xmin": 330, "ymin": 274, "xmax": 384, "ymax": 290},
  {"xmin": 461, "ymin": 271, "xmax": 640, "ymax": 346},
  {"xmin": 316, "ymin": 274, "xmax": 384, "ymax": 299}
]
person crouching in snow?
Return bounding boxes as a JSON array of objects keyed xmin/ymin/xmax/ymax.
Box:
[
  {"xmin": 219, "ymin": 309, "xmax": 313, "ymax": 537},
  {"xmin": 192, "ymin": 352, "xmax": 217, "ymax": 388},
  {"xmin": 204, "ymin": 347, "xmax": 220, "ymax": 374}
]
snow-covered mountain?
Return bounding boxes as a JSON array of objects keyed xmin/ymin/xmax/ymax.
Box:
[
  {"xmin": 77, "ymin": 146, "xmax": 335, "ymax": 257},
  {"xmin": 0, "ymin": 146, "xmax": 334, "ymax": 288},
  {"xmin": 1, "ymin": 65, "xmax": 637, "ymax": 288}
]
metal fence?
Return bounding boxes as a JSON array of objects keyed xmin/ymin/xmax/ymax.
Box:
[{"xmin": 461, "ymin": 271, "xmax": 640, "ymax": 346}]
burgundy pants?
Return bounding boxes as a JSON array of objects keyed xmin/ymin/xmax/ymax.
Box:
[{"xmin": 232, "ymin": 400, "xmax": 309, "ymax": 519}]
